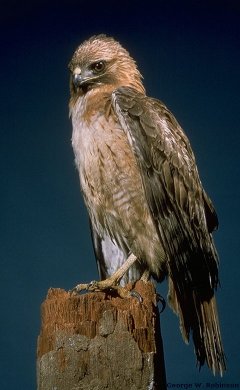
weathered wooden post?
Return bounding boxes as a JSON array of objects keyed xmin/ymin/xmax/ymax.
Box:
[{"xmin": 37, "ymin": 280, "xmax": 166, "ymax": 389}]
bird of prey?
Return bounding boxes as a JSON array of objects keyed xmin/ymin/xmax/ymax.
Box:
[{"xmin": 68, "ymin": 34, "xmax": 226, "ymax": 375}]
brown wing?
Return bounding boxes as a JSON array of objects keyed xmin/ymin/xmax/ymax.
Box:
[
  {"xmin": 113, "ymin": 86, "xmax": 219, "ymax": 292},
  {"xmin": 113, "ymin": 87, "xmax": 225, "ymax": 374}
]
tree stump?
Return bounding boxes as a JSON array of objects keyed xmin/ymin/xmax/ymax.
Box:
[{"xmin": 37, "ymin": 281, "xmax": 166, "ymax": 390}]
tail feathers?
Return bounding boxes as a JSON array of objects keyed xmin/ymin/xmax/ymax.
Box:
[
  {"xmin": 200, "ymin": 298, "xmax": 226, "ymax": 375},
  {"xmin": 168, "ymin": 277, "xmax": 226, "ymax": 376}
]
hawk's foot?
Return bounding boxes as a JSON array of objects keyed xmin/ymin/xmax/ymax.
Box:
[
  {"xmin": 156, "ymin": 293, "xmax": 166, "ymax": 313},
  {"xmin": 71, "ymin": 277, "xmax": 119, "ymax": 294},
  {"xmin": 71, "ymin": 278, "xmax": 142, "ymax": 301},
  {"xmin": 70, "ymin": 253, "xmax": 141, "ymax": 300}
]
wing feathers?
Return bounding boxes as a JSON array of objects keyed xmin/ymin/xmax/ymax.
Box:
[{"xmin": 113, "ymin": 86, "xmax": 225, "ymax": 374}]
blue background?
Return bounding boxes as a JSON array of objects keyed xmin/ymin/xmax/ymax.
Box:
[{"xmin": 1, "ymin": 1, "xmax": 240, "ymax": 388}]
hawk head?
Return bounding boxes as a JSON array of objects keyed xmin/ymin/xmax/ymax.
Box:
[{"xmin": 68, "ymin": 34, "xmax": 145, "ymax": 97}]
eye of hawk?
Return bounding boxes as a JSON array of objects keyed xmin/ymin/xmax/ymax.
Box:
[{"xmin": 90, "ymin": 61, "xmax": 106, "ymax": 74}]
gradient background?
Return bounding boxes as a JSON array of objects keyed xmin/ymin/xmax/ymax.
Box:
[{"xmin": 1, "ymin": 1, "xmax": 240, "ymax": 388}]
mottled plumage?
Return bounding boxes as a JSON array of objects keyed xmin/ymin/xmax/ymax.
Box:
[{"xmin": 69, "ymin": 34, "xmax": 226, "ymax": 375}]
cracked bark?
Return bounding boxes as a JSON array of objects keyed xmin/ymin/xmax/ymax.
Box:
[{"xmin": 37, "ymin": 281, "xmax": 167, "ymax": 390}]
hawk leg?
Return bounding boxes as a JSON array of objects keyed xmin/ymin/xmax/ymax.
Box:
[
  {"xmin": 139, "ymin": 269, "xmax": 166, "ymax": 311},
  {"xmin": 140, "ymin": 269, "xmax": 151, "ymax": 282},
  {"xmin": 71, "ymin": 253, "xmax": 139, "ymax": 299}
]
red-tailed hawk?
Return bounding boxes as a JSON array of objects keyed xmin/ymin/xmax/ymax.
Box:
[{"xmin": 68, "ymin": 34, "xmax": 226, "ymax": 375}]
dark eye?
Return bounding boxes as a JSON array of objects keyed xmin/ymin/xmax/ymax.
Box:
[{"xmin": 91, "ymin": 61, "xmax": 105, "ymax": 73}]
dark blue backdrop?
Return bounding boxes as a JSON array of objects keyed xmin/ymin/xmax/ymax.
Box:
[{"xmin": 1, "ymin": 1, "xmax": 240, "ymax": 388}]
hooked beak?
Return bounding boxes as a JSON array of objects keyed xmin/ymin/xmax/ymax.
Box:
[
  {"xmin": 72, "ymin": 66, "xmax": 96, "ymax": 88},
  {"xmin": 72, "ymin": 67, "xmax": 85, "ymax": 87},
  {"xmin": 72, "ymin": 73, "xmax": 84, "ymax": 87}
]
